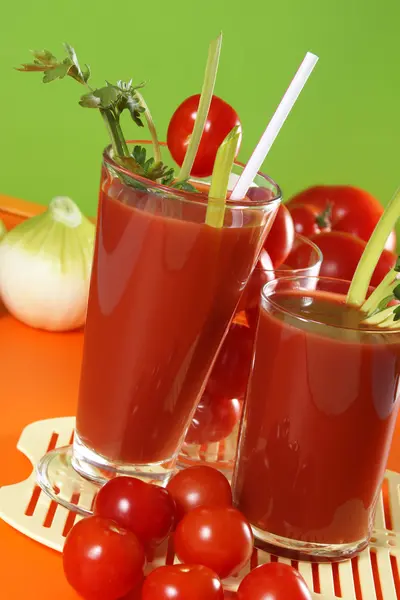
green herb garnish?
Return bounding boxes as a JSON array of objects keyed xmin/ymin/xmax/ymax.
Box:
[{"xmin": 17, "ymin": 44, "xmax": 195, "ymax": 190}]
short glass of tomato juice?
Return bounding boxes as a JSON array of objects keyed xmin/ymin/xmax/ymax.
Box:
[
  {"xmin": 232, "ymin": 275, "xmax": 400, "ymax": 561},
  {"xmin": 36, "ymin": 140, "xmax": 281, "ymax": 511}
]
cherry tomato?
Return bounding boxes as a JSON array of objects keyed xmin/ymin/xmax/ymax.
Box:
[
  {"xmin": 94, "ymin": 477, "xmax": 176, "ymax": 548},
  {"xmin": 287, "ymin": 185, "xmax": 397, "ymax": 252},
  {"xmin": 238, "ymin": 249, "xmax": 275, "ymax": 313},
  {"xmin": 174, "ymin": 507, "xmax": 254, "ymax": 579},
  {"xmin": 142, "ymin": 564, "xmax": 224, "ymax": 600},
  {"xmin": 186, "ymin": 393, "xmax": 242, "ymax": 445},
  {"xmin": 63, "ymin": 516, "xmax": 145, "ymax": 600},
  {"xmin": 246, "ymin": 186, "xmax": 277, "ymax": 203},
  {"xmin": 167, "ymin": 94, "xmax": 241, "ymax": 178},
  {"xmin": 206, "ymin": 320, "xmax": 255, "ymax": 400},
  {"xmin": 263, "ymin": 205, "xmax": 295, "ymax": 268},
  {"xmin": 289, "ymin": 231, "xmax": 395, "ymax": 286},
  {"xmin": 167, "ymin": 466, "xmax": 232, "ymax": 521},
  {"xmin": 237, "ymin": 563, "xmax": 312, "ymax": 600}
]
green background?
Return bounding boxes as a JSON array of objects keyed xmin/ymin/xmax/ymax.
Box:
[{"xmin": 1, "ymin": 0, "xmax": 399, "ymax": 216}]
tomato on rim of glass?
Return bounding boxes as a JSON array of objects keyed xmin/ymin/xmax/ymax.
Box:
[
  {"xmin": 93, "ymin": 476, "xmax": 176, "ymax": 548},
  {"xmin": 174, "ymin": 506, "xmax": 254, "ymax": 579},
  {"xmin": 167, "ymin": 466, "xmax": 232, "ymax": 521},
  {"xmin": 263, "ymin": 204, "xmax": 295, "ymax": 268},
  {"xmin": 167, "ymin": 94, "xmax": 242, "ymax": 178},
  {"xmin": 288, "ymin": 231, "xmax": 396, "ymax": 286},
  {"xmin": 63, "ymin": 515, "xmax": 145, "ymax": 600},
  {"xmin": 141, "ymin": 564, "xmax": 224, "ymax": 600},
  {"xmin": 287, "ymin": 185, "xmax": 397, "ymax": 252},
  {"xmin": 237, "ymin": 562, "xmax": 312, "ymax": 600}
]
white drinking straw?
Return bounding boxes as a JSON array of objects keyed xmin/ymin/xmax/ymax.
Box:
[{"xmin": 230, "ymin": 52, "xmax": 319, "ymax": 201}]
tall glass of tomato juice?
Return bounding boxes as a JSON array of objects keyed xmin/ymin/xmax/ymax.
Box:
[
  {"xmin": 232, "ymin": 275, "xmax": 400, "ymax": 561},
  {"xmin": 71, "ymin": 141, "xmax": 281, "ymax": 486}
]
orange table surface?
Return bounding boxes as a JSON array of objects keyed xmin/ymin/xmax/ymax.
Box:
[
  {"xmin": 0, "ymin": 197, "xmax": 83, "ymax": 599},
  {"xmin": 0, "ymin": 195, "xmax": 399, "ymax": 599}
]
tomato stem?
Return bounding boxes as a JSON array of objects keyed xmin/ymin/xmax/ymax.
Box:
[
  {"xmin": 176, "ymin": 33, "xmax": 222, "ymax": 182},
  {"xmin": 315, "ymin": 202, "xmax": 332, "ymax": 229},
  {"xmin": 206, "ymin": 126, "xmax": 241, "ymax": 228},
  {"xmin": 346, "ymin": 187, "xmax": 400, "ymax": 306}
]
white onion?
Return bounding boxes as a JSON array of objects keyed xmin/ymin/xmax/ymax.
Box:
[{"xmin": 0, "ymin": 197, "xmax": 95, "ymax": 331}]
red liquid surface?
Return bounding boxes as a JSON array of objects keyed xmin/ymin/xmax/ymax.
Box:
[
  {"xmin": 76, "ymin": 176, "xmax": 271, "ymax": 465},
  {"xmin": 233, "ymin": 290, "xmax": 400, "ymax": 545}
]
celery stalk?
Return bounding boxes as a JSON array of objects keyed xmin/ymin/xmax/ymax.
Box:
[
  {"xmin": 205, "ymin": 126, "xmax": 241, "ymax": 228},
  {"xmin": 361, "ymin": 267, "xmax": 397, "ymax": 315},
  {"xmin": 347, "ymin": 187, "xmax": 400, "ymax": 306},
  {"xmin": 176, "ymin": 33, "xmax": 222, "ymax": 182}
]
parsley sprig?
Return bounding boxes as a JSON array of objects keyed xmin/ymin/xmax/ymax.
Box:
[{"xmin": 17, "ymin": 44, "xmax": 195, "ymax": 190}]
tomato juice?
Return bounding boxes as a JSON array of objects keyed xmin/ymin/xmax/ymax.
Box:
[
  {"xmin": 75, "ymin": 153, "xmax": 280, "ymax": 476},
  {"xmin": 233, "ymin": 278, "xmax": 400, "ymax": 559}
]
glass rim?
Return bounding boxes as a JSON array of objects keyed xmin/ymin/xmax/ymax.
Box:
[
  {"xmin": 261, "ymin": 275, "xmax": 400, "ymax": 335},
  {"xmin": 256, "ymin": 233, "xmax": 323, "ymax": 274},
  {"xmin": 102, "ymin": 140, "xmax": 282, "ymax": 210}
]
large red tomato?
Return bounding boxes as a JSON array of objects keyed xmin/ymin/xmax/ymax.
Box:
[
  {"xmin": 287, "ymin": 185, "xmax": 397, "ymax": 251},
  {"xmin": 167, "ymin": 95, "xmax": 241, "ymax": 178},
  {"xmin": 289, "ymin": 231, "xmax": 396, "ymax": 286},
  {"xmin": 263, "ymin": 205, "xmax": 295, "ymax": 268},
  {"xmin": 237, "ymin": 563, "xmax": 312, "ymax": 600},
  {"xmin": 287, "ymin": 203, "xmax": 325, "ymax": 237}
]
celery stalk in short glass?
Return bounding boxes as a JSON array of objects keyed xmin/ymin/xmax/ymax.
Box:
[{"xmin": 347, "ymin": 187, "xmax": 400, "ymax": 306}]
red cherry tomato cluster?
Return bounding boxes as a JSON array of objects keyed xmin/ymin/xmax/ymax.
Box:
[{"xmin": 62, "ymin": 466, "xmax": 312, "ymax": 599}]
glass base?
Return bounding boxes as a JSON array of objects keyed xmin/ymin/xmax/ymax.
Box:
[
  {"xmin": 36, "ymin": 445, "xmax": 99, "ymax": 515},
  {"xmin": 36, "ymin": 435, "xmax": 177, "ymax": 515},
  {"xmin": 178, "ymin": 424, "xmax": 240, "ymax": 475},
  {"xmin": 252, "ymin": 525, "xmax": 370, "ymax": 562}
]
